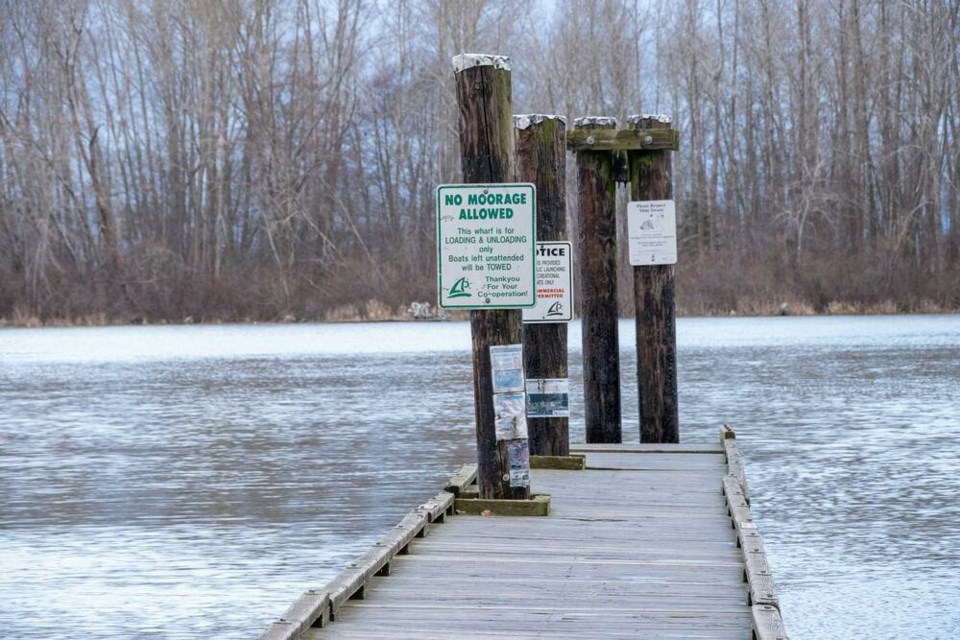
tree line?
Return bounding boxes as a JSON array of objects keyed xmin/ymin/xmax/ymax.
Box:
[{"xmin": 1, "ymin": 0, "xmax": 957, "ymax": 323}]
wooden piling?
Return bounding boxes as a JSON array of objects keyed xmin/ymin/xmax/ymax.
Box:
[
  {"xmin": 516, "ymin": 115, "xmax": 569, "ymax": 456},
  {"xmin": 627, "ymin": 115, "xmax": 679, "ymax": 443},
  {"xmin": 453, "ymin": 54, "xmax": 529, "ymax": 499},
  {"xmin": 573, "ymin": 117, "xmax": 622, "ymax": 444}
]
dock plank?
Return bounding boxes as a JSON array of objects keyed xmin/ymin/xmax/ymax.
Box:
[
  {"xmin": 580, "ymin": 451, "xmax": 728, "ymax": 471},
  {"xmin": 366, "ymin": 574, "xmax": 749, "ymax": 599},
  {"xmin": 313, "ymin": 607, "xmax": 753, "ymax": 639},
  {"xmin": 573, "ymin": 443, "xmax": 724, "ymax": 454}
]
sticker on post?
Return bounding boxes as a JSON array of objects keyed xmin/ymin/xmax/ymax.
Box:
[
  {"xmin": 627, "ymin": 200, "xmax": 677, "ymax": 266},
  {"xmin": 494, "ymin": 392, "xmax": 528, "ymax": 440},
  {"xmin": 490, "ymin": 344, "xmax": 524, "ymax": 393},
  {"xmin": 507, "ymin": 439, "xmax": 530, "ymax": 487},
  {"xmin": 526, "ymin": 378, "xmax": 570, "ymax": 418}
]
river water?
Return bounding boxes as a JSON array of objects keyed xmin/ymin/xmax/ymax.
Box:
[{"xmin": 1, "ymin": 316, "xmax": 957, "ymax": 638}]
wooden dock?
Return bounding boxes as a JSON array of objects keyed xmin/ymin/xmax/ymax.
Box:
[{"xmin": 261, "ymin": 428, "xmax": 787, "ymax": 639}]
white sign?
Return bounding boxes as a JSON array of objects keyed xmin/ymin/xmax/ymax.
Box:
[
  {"xmin": 627, "ymin": 200, "xmax": 678, "ymax": 266},
  {"xmin": 494, "ymin": 392, "xmax": 528, "ymax": 440},
  {"xmin": 437, "ymin": 183, "xmax": 536, "ymax": 308},
  {"xmin": 490, "ymin": 344, "xmax": 524, "ymax": 393},
  {"xmin": 523, "ymin": 241, "xmax": 573, "ymax": 323}
]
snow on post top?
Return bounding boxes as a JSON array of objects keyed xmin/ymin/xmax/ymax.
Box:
[
  {"xmin": 627, "ymin": 114, "xmax": 673, "ymax": 125},
  {"xmin": 573, "ymin": 116, "xmax": 618, "ymax": 129},
  {"xmin": 453, "ymin": 54, "xmax": 512, "ymax": 73},
  {"xmin": 514, "ymin": 114, "xmax": 567, "ymax": 130}
]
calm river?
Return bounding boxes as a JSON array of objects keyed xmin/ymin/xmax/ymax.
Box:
[{"xmin": 1, "ymin": 316, "xmax": 958, "ymax": 638}]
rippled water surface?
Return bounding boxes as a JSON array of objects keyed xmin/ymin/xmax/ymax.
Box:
[{"xmin": 1, "ymin": 316, "xmax": 958, "ymax": 638}]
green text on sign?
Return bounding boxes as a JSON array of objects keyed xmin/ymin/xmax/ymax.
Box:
[{"xmin": 436, "ymin": 183, "xmax": 537, "ymax": 309}]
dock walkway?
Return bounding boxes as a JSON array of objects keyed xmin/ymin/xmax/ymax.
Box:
[{"xmin": 262, "ymin": 430, "xmax": 787, "ymax": 639}]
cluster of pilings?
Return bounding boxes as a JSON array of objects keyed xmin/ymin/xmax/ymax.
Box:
[{"xmin": 451, "ymin": 54, "xmax": 679, "ymax": 500}]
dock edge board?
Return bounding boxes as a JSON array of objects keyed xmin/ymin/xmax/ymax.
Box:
[{"xmin": 720, "ymin": 425, "xmax": 789, "ymax": 640}]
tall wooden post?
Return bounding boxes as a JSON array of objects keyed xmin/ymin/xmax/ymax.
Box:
[
  {"xmin": 572, "ymin": 117, "xmax": 622, "ymax": 443},
  {"xmin": 453, "ymin": 54, "xmax": 529, "ymax": 499},
  {"xmin": 516, "ymin": 115, "xmax": 569, "ymax": 456},
  {"xmin": 628, "ymin": 115, "xmax": 679, "ymax": 443}
]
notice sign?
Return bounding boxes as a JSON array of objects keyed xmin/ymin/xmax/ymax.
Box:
[
  {"xmin": 437, "ymin": 183, "xmax": 536, "ymax": 308},
  {"xmin": 523, "ymin": 241, "xmax": 573, "ymax": 323},
  {"xmin": 627, "ymin": 200, "xmax": 678, "ymax": 266},
  {"xmin": 526, "ymin": 378, "xmax": 570, "ymax": 418}
]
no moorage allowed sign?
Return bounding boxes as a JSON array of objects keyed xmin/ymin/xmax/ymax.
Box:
[{"xmin": 437, "ymin": 183, "xmax": 537, "ymax": 309}]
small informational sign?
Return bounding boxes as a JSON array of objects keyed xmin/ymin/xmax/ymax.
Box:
[
  {"xmin": 523, "ymin": 241, "xmax": 573, "ymax": 323},
  {"xmin": 627, "ymin": 200, "xmax": 678, "ymax": 266},
  {"xmin": 491, "ymin": 344, "xmax": 528, "ymax": 443},
  {"xmin": 507, "ymin": 439, "xmax": 530, "ymax": 487},
  {"xmin": 494, "ymin": 392, "xmax": 527, "ymax": 440},
  {"xmin": 525, "ymin": 378, "xmax": 570, "ymax": 418},
  {"xmin": 490, "ymin": 344, "xmax": 524, "ymax": 393},
  {"xmin": 437, "ymin": 183, "xmax": 537, "ymax": 308}
]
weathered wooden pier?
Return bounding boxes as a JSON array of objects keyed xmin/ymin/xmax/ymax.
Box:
[
  {"xmin": 261, "ymin": 428, "xmax": 787, "ymax": 639},
  {"xmin": 261, "ymin": 51, "xmax": 788, "ymax": 640}
]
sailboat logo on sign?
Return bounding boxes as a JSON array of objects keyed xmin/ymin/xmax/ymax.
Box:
[
  {"xmin": 547, "ymin": 301, "xmax": 564, "ymax": 317},
  {"xmin": 449, "ymin": 277, "xmax": 472, "ymax": 298}
]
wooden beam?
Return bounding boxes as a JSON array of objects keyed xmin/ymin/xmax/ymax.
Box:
[
  {"xmin": 530, "ymin": 454, "xmax": 586, "ymax": 470},
  {"xmin": 567, "ymin": 127, "xmax": 680, "ymax": 152},
  {"xmin": 454, "ymin": 493, "xmax": 551, "ymax": 516}
]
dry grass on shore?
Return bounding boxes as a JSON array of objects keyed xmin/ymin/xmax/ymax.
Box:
[{"xmin": 675, "ymin": 298, "xmax": 950, "ymax": 317}]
